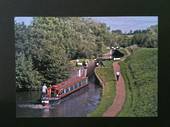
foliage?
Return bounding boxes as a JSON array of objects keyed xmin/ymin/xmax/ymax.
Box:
[
  {"xmin": 110, "ymin": 25, "xmax": 158, "ymax": 48},
  {"xmin": 15, "ymin": 17, "xmax": 158, "ymax": 91},
  {"xmin": 119, "ymin": 48, "xmax": 158, "ymax": 116},
  {"xmin": 16, "ymin": 54, "xmax": 42, "ymax": 90},
  {"xmin": 15, "ymin": 17, "xmax": 112, "ymax": 90},
  {"xmin": 15, "ymin": 18, "xmax": 70, "ymax": 90},
  {"xmin": 131, "ymin": 26, "xmax": 158, "ymax": 48}
]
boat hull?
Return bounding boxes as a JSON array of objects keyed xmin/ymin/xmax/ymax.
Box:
[
  {"xmin": 50, "ymin": 83, "xmax": 88, "ymax": 101},
  {"xmin": 41, "ymin": 97, "xmax": 49, "ymax": 105}
]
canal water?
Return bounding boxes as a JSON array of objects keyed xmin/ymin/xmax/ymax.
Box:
[{"xmin": 16, "ymin": 75, "xmax": 102, "ymax": 117}]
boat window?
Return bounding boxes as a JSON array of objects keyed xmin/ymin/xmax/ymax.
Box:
[
  {"xmin": 64, "ymin": 89, "xmax": 66, "ymax": 93},
  {"xmin": 77, "ymin": 83, "xmax": 80, "ymax": 87},
  {"xmin": 66, "ymin": 88, "xmax": 69, "ymax": 93},
  {"xmin": 83, "ymin": 80, "xmax": 86, "ymax": 85},
  {"xmin": 62, "ymin": 90, "xmax": 64, "ymax": 94},
  {"xmin": 81, "ymin": 80, "xmax": 83, "ymax": 85},
  {"xmin": 58, "ymin": 90, "xmax": 62, "ymax": 95},
  {"xmin": 68, "ymin": 88, "xmax": 70, "ymax": 92},
  {"xmin": 73, "ymin": 85, "xmax": 75, "ymax": 89},
  {"xmin": 81, "ymin": 80, "xmax": 84, "ymax": 85},
  {"xmin": 81, "ymin": 79, "xmax": 87, "ymax": 85},
  {"xmin": 70, "ymin": 86, "xmax": 73, "ymax": 91}
]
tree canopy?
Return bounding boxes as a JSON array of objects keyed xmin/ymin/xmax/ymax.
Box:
[{"xmin": 15, "ymin": 17, "xmax": 158, "ymax": 90}]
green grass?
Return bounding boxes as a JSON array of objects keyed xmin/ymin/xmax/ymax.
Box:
[
  {"xmin": 102, "ymin": 60, "xmax": 113, "ymax": 67},
  {"xmin": 88, "ymin": 60, "xmax": 116, "ymax": 116},
  {"xmin": 119, "ymin": 48, "xmax": 158, "ymax": 117},
  {"xmin": 119, "ymin": 48, "xmax": 128, "ymax": 57},
  {"xmin": 103, "ymin": 47, "xmax": 111, "ymax": 54}
]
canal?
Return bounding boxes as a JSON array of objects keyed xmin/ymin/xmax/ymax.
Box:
[{"xmin": 16, "ymin": 74, "xmax": 102, "ymax": 117}]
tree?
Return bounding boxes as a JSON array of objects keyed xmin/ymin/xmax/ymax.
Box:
[
  {"xmin": 15, "ymin": 18, "xmax": 70, "ymax": 90},
  {"xmin": 29, "ymin": 17, "xmax": 70, "ymax": 84},
  {"xmin": 16, "ymin": 54, "xmax": 42, "ymax": 90},
  {"xmin": 130, "ymin": 25, "xmax": 158, "ymax": 48},
  {"xmin": 112, "ymin": 29, "xmax": 122, "ymax": 34},
  {"xmin": 16, "ymin": 17, "xmax": 157, "ymax": 90}
]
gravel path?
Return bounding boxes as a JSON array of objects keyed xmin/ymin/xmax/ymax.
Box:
[{"xmin": 103, "ymin": 62, "xmax": 126, "ymax": 117}]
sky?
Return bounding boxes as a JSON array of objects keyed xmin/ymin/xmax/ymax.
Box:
[{"xmin": 15, "ymin": 16, "xmax": 158, "ymax": 33}]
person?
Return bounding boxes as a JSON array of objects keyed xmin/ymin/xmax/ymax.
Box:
[
  {"xmin": 100, "ymin": 61, "xmax": 104, "ymax": 67},
  {"xmin": 96, "ymin": 62, "xmax": 99, "ymax": 67},
  {"xmin": 82, "ymin": 60, "xmax": 85, "ymax": 66},
  {"xmin": 76, "ymin": 59, "xmax": 79, "ymax": 66},
  {"xmin": 116, "ymin": 71, "xmax": 120, "ymax": 81},
  {"xmin": 41, "ymin": 83, "xmax": 48, "ymax": 98}
]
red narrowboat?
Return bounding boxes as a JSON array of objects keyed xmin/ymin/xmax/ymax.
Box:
[{"xmin": 42, "ymin": 76, "xmax": 88, "ymax": 103}]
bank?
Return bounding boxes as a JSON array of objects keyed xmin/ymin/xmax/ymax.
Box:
[
  {"xmin": 88, "ymin": 60, "xmax": 116, "ymax": 116},
  {"xmin": 118, "ymin": 48, "xmax": 158, "ymax": 116}
]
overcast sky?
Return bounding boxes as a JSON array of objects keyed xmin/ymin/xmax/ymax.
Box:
[{"xmin": 15, "ymin": 16, "xmax": 158, "ymax": 33}]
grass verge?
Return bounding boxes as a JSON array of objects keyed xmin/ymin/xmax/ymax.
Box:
[
  {"xmin": 88, "ymin": 60, "xmax": 116, "ymax": 116},
  {"xmin": 118, "ymin": 48, "xmax": 158, "ymax": 116}
]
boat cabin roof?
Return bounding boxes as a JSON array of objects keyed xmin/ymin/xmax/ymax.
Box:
[{"xmin": 50, "ymin": 76, "xmax": 87, "ymax": 90}]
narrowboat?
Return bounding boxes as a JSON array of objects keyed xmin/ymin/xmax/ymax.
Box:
[
  {"xmin": 41, "ymin": 96, "xmax": 49, "ymax": 106},
  {"xmin": 41, "ymin": 76, "xmax": 88, "ymax": 104}
]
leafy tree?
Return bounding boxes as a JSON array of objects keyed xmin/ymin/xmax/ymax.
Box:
[
  {"xmin": 29, "ymin": 17, "xmax": 70, "ymax": 84},
  {"xmin": 130, "ymin": 25, "xmax": 158, "ymax": 48},
  {"xmin": 15, "ymin": 17, "xmax": 157, "ymax": 91},
  {"xmin": 16, "ymin": 54, "xmax": 42, "ymax": 90}
]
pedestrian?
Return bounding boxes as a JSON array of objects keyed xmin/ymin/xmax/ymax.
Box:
[
  {"xmin": 116, "ymin": 71, "xmax": 120, "ymax": 81},
  {"xmin": 41, "ymin": 83, "xmax": 48, "ymax": 98},
  {"xmin": 100, "ymin": 61, "xmax": 104, "ymax": 67},
  {"xmin": 83, "ymin": 60, "xmax": 87, "ymax": 69},
  {"xmin": 96, "ymin": 62, "xmax": 99, "ymax": 67},
  {"xmin": 76, "ymin": 59, "xmax": 79, "ymax": 66}
]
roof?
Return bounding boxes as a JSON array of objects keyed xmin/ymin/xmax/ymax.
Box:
[{"xmin": 51, "ymin": 76, "xmax": 87, "ymax": 89}]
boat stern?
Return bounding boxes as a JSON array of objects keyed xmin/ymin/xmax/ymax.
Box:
[{"xmin": 41, "ymin": 97, "xmax": 49, "ymax": 105}]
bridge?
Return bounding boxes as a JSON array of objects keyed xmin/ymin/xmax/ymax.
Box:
[{"xmin": 96, "ymin": 49, "xmax": 124, "ymax": 63}]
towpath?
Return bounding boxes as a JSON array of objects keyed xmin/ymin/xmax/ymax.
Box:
[
  {"xmin": 103, "ymin": 48, "xmax": 130, "ymax": 117},
  {"xmin": 103, "ymin": 62, "xmax": 126, "ymax": 117}
]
